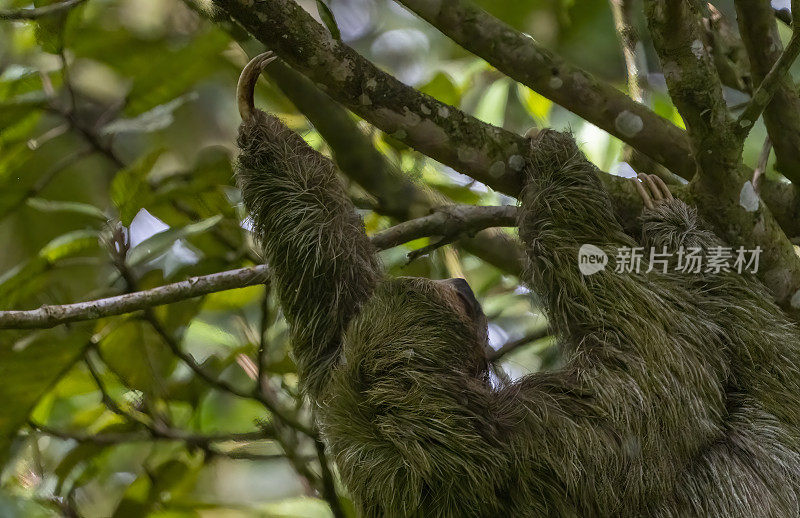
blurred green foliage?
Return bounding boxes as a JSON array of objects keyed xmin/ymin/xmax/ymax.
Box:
[{"xmin": 0, "ymin": 0, "xmax": 782, "ymax": 516}]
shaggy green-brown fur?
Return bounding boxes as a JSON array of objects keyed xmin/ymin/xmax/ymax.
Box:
[
  {"xmin": 236, "ymin": 110, "xmax": 381, "ymax": 397},
  {"xmin": 236, "ymin": 114, "xmax": 800, "ymax": 516}
]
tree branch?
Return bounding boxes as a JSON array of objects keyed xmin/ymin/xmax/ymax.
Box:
[
  {"xmin": 487, "ymin": 328, "xmax": 551, "ymax": 362},
  {"xmin": 646, "ymin": 0, "xmax": 800, "ymax": 318},
  {"xmin": 610, "ymin": 0, "xmax": 648, "ymax": 104},
  {"xmin": 0, "ymin": 206, "xmax": 519, "ymax": 329},
  {"xmin": 370, "ymin": 205, "xmax": 517, "ymax": 250},
  {"xmin": 0, "ymin": 265, "xmax": 269, "ymax": 329},
  {"xmin": 210, "ymin": 0, "xmax": 800, "ymax": 240},
  {"xmin": 213, "ymin": 0, "xmax": 529, "ymax": 194},
  {"xmin": 609, "ymin": 0, "xmax": 681, "ymax": 185},
  {"xmin": 31, "ymin": 423, "xmax": 267, "ymax": 446},
  {"xmin": 734, "ymin": 0, "xmax": 800, "ymax": 183},
  {"xmin": 645, "ymin": 0, "xmax": 739, "ymax": 182},
  {"xmin": 394, "ymin": 0, "xmax": 696, "ymax": 180},
  {"xmin": 704, "ymin": 4, "xmax": 751, "ymax": 93},
  {"xmin": 0, "ymin": 0, "xmax": 86, "ymax": 21},
  {"xmin": 735, "ymin": 25, "xmax": 800, "ymax": 145}
]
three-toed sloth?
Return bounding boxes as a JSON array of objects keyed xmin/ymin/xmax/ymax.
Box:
[{"xmin": 235, "ymin": 52, "xmax": 799, "ymax": 517}]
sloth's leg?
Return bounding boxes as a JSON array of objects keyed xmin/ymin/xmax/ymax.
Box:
[
  {"xmin": 235, "ymin": 52, "xmax": 383, "ymax": 397},
  {"xmin": 633, "ymin": 176, "xmax": 800, "ymax": 440},
  {"xmin": 518, "ymin": 130, "xmax": 730, "ymax": 511}
]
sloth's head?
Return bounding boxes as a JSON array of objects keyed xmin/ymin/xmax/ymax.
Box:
[
  {"xmin": 429, "ymin": 277, "xmax": 489, "ymax": 339},
  {"xmin": 344, "ymin": 277, "xmax": 489, "ymax": 379}
]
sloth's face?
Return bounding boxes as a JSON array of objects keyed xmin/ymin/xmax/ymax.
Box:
[
  {"xmin": 346, "ymin": 276, "xmax": 490, "ymax": 378},
  {"xmin": 426, "ymin": 278, "xmax": 490, "ymax": 377},
  {"xmin": 423, "ymin": 278, "xmax": 490, "ymax": 366},
  {"xmin": 431, "ymin": 278, "xmax": 488, "ymax": 340}
]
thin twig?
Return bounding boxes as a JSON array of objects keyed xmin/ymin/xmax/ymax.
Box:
[
  {"xmin": 609, "ymin": 0, "xmax": 648, "ymax": 104},
  {"xmin": 257, "ymin": 286, "xmax": 271, "ymax": 388},
  {"xmin": 140, "ymin": 307, "xmax": 316, "ymax": 438},
  {"xmin": 488, "ymin": 329, "xmax": 551, "ymax": 362},
  {"xmin": 371, "ymin": 205, "xmax": 517, "ymax": 250},
  {"xmin": 0, "ymin": 205, "xmax": 518, "ymax": 329},
  {"xmin": 314, "ymin": 438, "xmax": 347, "ymax": 518},
  {"xmin": 0, "ymin": 0, "xmax": 86, "ymax": 21},
  {"xmin": 0, "ymin": 266, "xmax": 269, "ymax": 329},
  {"xmin": 30, "ymin": 422, "xmax": 267, "ymax": 446},
  {"xmin": 84, "ymin": 347, "xmax": 140, "ymax": 420},
  {"xmin": 59, "ymin": 50, "xmax": 77, "ymax": 114},
  {"xmin": 6, "ymin": 149, "xmax": 91, "ymax": 215}
]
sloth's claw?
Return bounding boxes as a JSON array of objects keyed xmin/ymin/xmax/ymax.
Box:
[
  {"xmin": 237, "ymin": 51, "xmax": 279, "ymax": 120},
  {"xmin": 632, "ymin": 173, "xmax": 674, "ymax": 210},
  {"xmin": 632, "ymin": 174, "xmax": 655, "ymax": 210}
]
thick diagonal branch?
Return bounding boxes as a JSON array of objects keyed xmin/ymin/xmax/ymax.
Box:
[
  {"xmin": 264, "ymin": 60, "xmax": 525, "ymax": 275},
  {"xmin": 395, "ymin": 0, "xmax": 695, "ymax": 180},
  {"xmin": 213, "ymin": 0, "xmax": 527, "ymax": 194},
  {"xmin": 734, "ymin": 0, "xmax": 800, "ymax": 167},
  {"xmin": 211, "ymin": 0, "xmax": 800, "ymax": 240},
  {"xmin": 646, "ymin": 0, "xmax": 800, "ymax": 317}
]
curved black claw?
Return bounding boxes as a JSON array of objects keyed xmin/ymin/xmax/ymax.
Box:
[{"xmin": 237, "ymin": 51, "xmax": 279, "ymax": 120}]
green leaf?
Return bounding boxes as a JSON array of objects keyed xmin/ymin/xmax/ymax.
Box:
[
  {"xmin": 53, "ymin": 442, "xmax": 110, "ymax": 493},
  {"xmin": 26, "ymin": 198, "xmax": 107, "ymax": 220},
  {"xmin": 110, "ymin": 149, "xmax": 164, "ymax": 226},
  {"xmin": 33, "ymin": 0, "xmax": 68, "ymax": 54},
  {"xmin": 0, "ymin": 67, "xmax": 43, "ymax": 101},
  {"xmin": 0, "ymin": 229, "xmax": 100, "ymax": 309},
  {"xmin": 474, "ymin": 78, "xmax": 510, "ymax": 127},
  {"xmin": 124, "ymin": 31, "xmax": 229, "ymax": 116},
  {"xmin": 99, "ymin": 320, "xmax": 176, "ymax": 397},
  {"xmin": 112, "ymin": 457, "xmax": 201, "ymax": 518},
  {"xmin": 0, "ymin": 490, "xmax": 54, "ymax": 518},
  {"xmin": 39, "ymin": 229, "xmax": 101, "ymax": 262},
  {"xmin": 0, "ymin": 326, "xmax": 92, "ymax": 463},
  {"xmin": 0, "ymin": 96, "xmax": 46, "ymax": 134},
  {"xmin": 517, "ymin": 84, "xmax": 553, "ymax": 125},
  {"xmin": 101, "ymin": 93, "xmax": 198, "ymax": 136},
  {"xmin": 0, "ymin": 143, "xmax": 35, "ymax": 220},
  {"xmin": 112, "ymin": 471, "xmax": 152, "ymax": 518},
  {"xmin": 652, "ymin": 93, "xmax": 686, "ymax": 130},
  {"xmin": 316, "ymin": 0, "xmax": 341, "ymax": 40},
  {"xmin": 419, "ymin": 72, "xmax": 461, "ymax": 107},
  {"xmin": 126, "ymin": 215, "xmax": 222, "ymax": 267},
  {"xmin": 429, "ymin": 183, "xmax": 482, "ymax": 205}
]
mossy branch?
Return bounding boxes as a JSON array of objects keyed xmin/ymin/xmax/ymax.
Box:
[
  {"xmin": 733, "ymin": 0, "xmax": 800, "ymax": 185},
  {"xmin": 212, "ymin": 0, "xmax": 526, "ymax": 194},
  {"xmin": 395, "ymin": 0, "xmax": 696, "ymax": 180},
  {"xmin": 645, "ymin": 0, "xmax": 739, "ymax": 181},
  {"xmin": 209, "ymin": 0, "xmax": 798, "ymax": 238},
  {"xmin": 211, "ymin": 0, "xmax": 800, "ymax": 314},
  {"xmin": 735, "ymin": 30, "xmax": 800, "ymax": 144}
]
